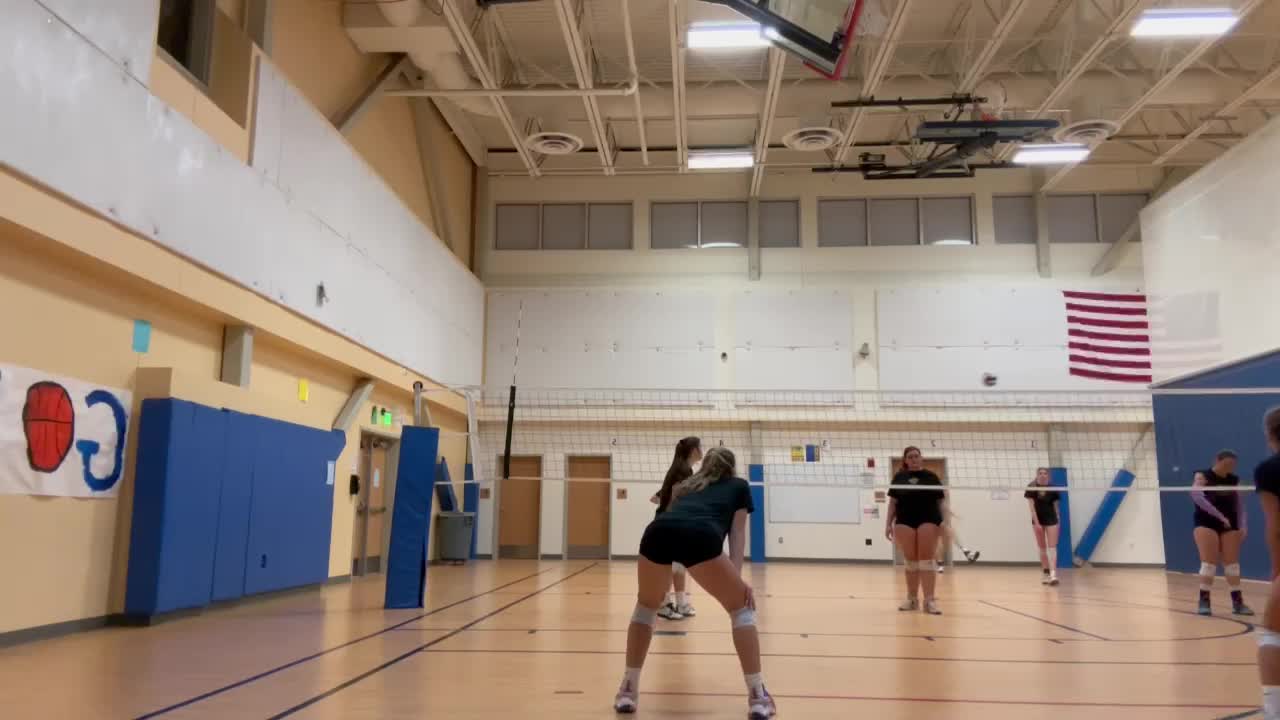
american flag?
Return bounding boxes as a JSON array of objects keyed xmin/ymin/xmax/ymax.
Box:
[{"xmin": 1063, "ymin": 290, "xmax": 1152, "ymax": 384}]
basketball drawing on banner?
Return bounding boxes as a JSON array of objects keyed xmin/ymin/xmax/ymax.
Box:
[{"xmin": 0, "ymin": 364, "xmax": 132, "ymax": 497}]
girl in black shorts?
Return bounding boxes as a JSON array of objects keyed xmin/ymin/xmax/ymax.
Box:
[
  {"xmin": 1025, "ymin": 467, "xmax": 1060, "ymax": 586},
  {"xmin": 1191, "ymin": 449, "xmax": 1253, "ymax": 616},
  {"xmin": 1253, "ymin": 407, "xmax": 1280, "ymax": 720},
  {"xmin": 614, "ymin": 447, "xmax": 775, "ymax": 719},
  {"xmin": 650, "ymin": 437, "xmax": 703, "ymax": 619},
  {"xmin": 886, "ymin": 446, "xmax": 945, "ymax": 615}
]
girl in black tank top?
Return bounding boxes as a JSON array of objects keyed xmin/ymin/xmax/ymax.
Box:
[
  {"xmin": 649, "ymin": 437, "xmax": 702, "ymax": 619},
  {"xmin": 1191, "ymin": 450, "xmax": 1252, "ymax": 617}
]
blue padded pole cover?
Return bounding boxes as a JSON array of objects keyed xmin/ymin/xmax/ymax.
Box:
[{"xmin": 384, "ymin": 427, "xmax": 439, "ymax": 609}]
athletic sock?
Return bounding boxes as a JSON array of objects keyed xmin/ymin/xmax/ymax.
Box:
[
  {"xmin": 1264, "ymin": 685, "xmax": 1280, "ymax": 720},
  {"xmin": 622, "ymin": 667, "xmax": 642, "ymax": 692},
  {"xmin": 1231, "ymin": 589, "xmax": 1244, "ymax": 605},
  {"xmin": 1199, "ymin": 589, "xmax": 1211, "ymax": 603},
  {"xmin": 676, "ymin": 592, "xmax": 688, "ymax": 605},
  {"xmin": 744, "ymin": 672, "xmax": 765, "ymax": 693}
]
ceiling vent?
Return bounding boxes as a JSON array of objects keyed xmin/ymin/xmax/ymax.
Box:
[
  {"xmin": 1054, "ymin": 119, "xmax": 1121, "ymax": 146},
  {"xmin": 782, "ymin": 126, "xmax": 842, "ymax": 152},
  {"xmin": 524, "ymin": 131, "xmax": 585, "ymax": 156}
]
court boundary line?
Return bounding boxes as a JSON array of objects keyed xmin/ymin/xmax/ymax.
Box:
[
  {"xmin": 417, "ymin": 647, "xmax": 1255, "ymax": 667},
  {"xmin": 650, "ymin": 690, "xmax": 1256, "ymax": 710},
  {"xmin": 979, "ymin": 600, "xmax": 1110, "ymax": 640},
  {"xmin": 265, "ymin": 563, "xmax": 599, "ymax": 719},
  {"xmin": 132, "ymin": 567, "xmax": 557, "ymax": 719}
]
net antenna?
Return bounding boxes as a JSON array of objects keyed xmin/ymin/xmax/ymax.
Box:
[{"xmin": 704, "ymin": 0, "xmax": 867, "ymax": 79}]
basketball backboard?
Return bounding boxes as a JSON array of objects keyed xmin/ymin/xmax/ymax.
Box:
[{"xmin": 702, "ymin": 0, "xmax": 864, "ymax": 78}]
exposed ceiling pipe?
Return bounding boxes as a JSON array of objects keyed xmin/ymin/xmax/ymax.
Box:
[
  {"xmin": 750, "ymin": 48, "xmax": 786, "ymax": 197},
  {"xmin": 552, "ymin": 0, "xmax": 615, "ymax": 175},
  {"xmin": 621, "ymin": 0, "xmax": 649, "ymax": 165},
  {"xmin": 386, "ymin": 79, "xmax": 639, "ymax": 97},
  {"xmin": 956, "ymin": 0, "xmax": 1031, "ymax": 93},
  {"xmin": 829, "ymin": 0, "xmax": 915, "ymax": 168},
  {"xmin": 668, "ymin": 0, "xmax": 688, "ymax": 168}
]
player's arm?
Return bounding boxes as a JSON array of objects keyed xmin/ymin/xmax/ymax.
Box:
[
  {"xmin": 650, "ymin": 493, "xmax": 660, "ymax": 505},
  {"xmin": 885, "ymin": 496, "xmax": 897, "ymax": 540},
  {"xmin": 1026, "ymin": 497, "xmax": 1040, "ymax": 526},
  {"xmin": 1191, "ymin": 471, "xmax": 1231, "ymax": 527},
  {"xmin": 728, "ymin": 509, "xmax": 748, "ymax": 574},
  {"xmin": 1261, "ymin": 491, "xmax": 1280, "ymax": 580}
]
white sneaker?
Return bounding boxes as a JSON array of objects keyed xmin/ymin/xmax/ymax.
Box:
[
  {"xmin": 747, "ymin": 687, "xmax": 777, "ymax": 719},
  {"xmin": 614, "ymin": 681, "xmax": 638, "ymax": 713},
  {"xmin": 924, "ymin": 599, "xmax": 942, "ymax": 615},
  {"xmin": 676, "ymin": 603, "xmax": 696, "ymax": 618},
  {"xmin": 898, "ymin": 597, "xmax": 919, "ymax": 612},
  {"xmin": 1041, "ymin": 573, "xmax": 1051, "ymax": 585},
  {"xmin": 1048, "ymin": 574, "xmax": 1059, "ymax": 586},
  {"xmin": 937, "ymin": 564, "xmax": 946, "ymax": 574},
  {"xmin": 657, "ymin": 602, "xmax": 683, "ymax": 620}
]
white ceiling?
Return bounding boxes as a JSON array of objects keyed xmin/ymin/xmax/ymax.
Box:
[{"xmin": 390, "ymin": 0, "xmax": 1280, "ymax": 187}]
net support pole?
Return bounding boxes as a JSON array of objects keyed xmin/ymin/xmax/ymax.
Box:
[
  {"xmin": 1072, "ymin": 424, "xmax": 1150, "ymax": 566},
  {"xmin": 747, "ymin": 422, "xmax": 766, "ymax": 563},
  {"xmin": 501, "ymin": 385, "xmax": 516, "ymax": 486},
  {"xmin": 1047, "ymin": 424, "xmax": 1073, "ymax": 570}
]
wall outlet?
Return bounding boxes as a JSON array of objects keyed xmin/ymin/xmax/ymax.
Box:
[{"xmin": 865, "ymin": 539, "xmax": 873, "ymax": 546}]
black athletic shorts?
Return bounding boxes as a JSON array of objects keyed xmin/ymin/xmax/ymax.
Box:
[
  {"xmin": 639, "ymin": 518, "xmax": 724, "ymax": 568},
  {"xmin": 894, "ymin": 513, "xmax": 943, "ymax": 530},
  {"xmin": 1032, "ymin": 519, "xmax": 1060, "ymax": 528},
  {"xmin": 1194, "ymin": 511, "xmax": 1238, "ymax": 534}
]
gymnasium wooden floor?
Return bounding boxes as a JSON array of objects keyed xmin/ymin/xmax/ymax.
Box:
[{"xmin": 0, "ymin": 561, "xmax": 1265, "ymax": 719}]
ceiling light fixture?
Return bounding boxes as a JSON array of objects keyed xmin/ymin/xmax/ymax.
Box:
[
  {"xmin": 687, "ymin": 22, "xmax": 770, "ymax": 49},
  {"xmin": 1130, "ymin": 8, "xmax": 1240, "ymax": 38},
  {"xmin": 931, "ymin": 239, "xmax": 972, "ymax": 246},
  {"xmin": 1012, "ymin": 143, "xmax": 1092, "ymax": 165},
  {"xmin": 688, "ymin": 149, "xmax": 755, "ymax": 170}
]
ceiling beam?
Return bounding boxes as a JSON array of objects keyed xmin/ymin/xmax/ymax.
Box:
[
  {"xmin": 334, "ymin": 53, "xmax": 411, "ymax": 134},
  {"xmin": 750, "ymin": 48, "xmax": 786, "ymax": 197},
  {"xmin": 830, "ymin": 0, "xmax": 915, "ymax": 167},
  {"xmin": 1041, "ymin": 0, "xmax": 1269, "ymax": 190},
  {"xmin": 995, "ymin": 0, "xmax": 1154, "ymax": 163},
  {"xmin": 1090, "ymin": 166, "xmax": 1194, "ymax": 276},
  {"xmin": 439, "ymin": 0, "xmax": 539, "ymax": 176},
  {"xmin": 620, "ymin": 0, "xmax": 649, "ymax": 166},
  {"xmin": 1154, "ymin": 60, "xmax": 1280, "ymax": 165},
  {"xmin": 957, "ymin": 0, "xmax": 1032, "ymax": 92},
  {"xmin": 552, "ymin": 0, "xmax": 615, "ymax": 175}
]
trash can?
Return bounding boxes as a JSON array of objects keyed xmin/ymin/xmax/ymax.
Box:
[{"xmin": 437, "ymin": 512, "xmax": 475, "ymax": 565}]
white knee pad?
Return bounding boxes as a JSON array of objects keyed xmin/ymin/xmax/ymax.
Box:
[
  {"xmin": 631, "ymin": 604, "xmax": 657, "ymax": 627},
  {"xmin": 1200, "ymin": 562, "xmax": 1217, "ymax": 576},
  {"xmin": 903, "ymin": 560, "xmax": 919, "ymax": 571},
  {"xmin": 919, "ymin": 559, "xmax": 937, "ymax": 572},
  {"xmin": 731, "ymin": 607, "xmax": 757, "ymax": 629},
  {"xmin": 1259, "ymin": 629, "xmax": 1280, "ymax": 649},
  {"xmin": 672, "ymin": 562, "xmax": 686, "ymax": 574},
  {"xmin": 1225, "ymin": 563, "xmax": 1241, "ymax": 577}
]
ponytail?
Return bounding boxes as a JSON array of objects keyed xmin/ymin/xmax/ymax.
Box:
[{"xmin": 657, "ymin": 437, "xmax": 701, "ymax": 510}]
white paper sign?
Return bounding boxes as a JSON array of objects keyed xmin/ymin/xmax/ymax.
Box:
[
  {"xmin": 0, "ymin": 364, "xmax": 132, "ymax": 498},
  {"xmin": 326, "ymin": 460, "xmax": 335, "ymax": 486},
  {"xmin": 373, "ymin": 469, "xmax": 381, "ymax": 488}
]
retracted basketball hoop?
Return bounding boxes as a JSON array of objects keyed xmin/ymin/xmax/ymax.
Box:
[{"xmin": 702, "ymin": 0, "xmax": 865, "ymax": 79}]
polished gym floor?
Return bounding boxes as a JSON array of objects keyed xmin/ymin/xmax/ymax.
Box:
[{"xmin": 0, "ymin": 561, "xmax": 1263, "ymax": 719}]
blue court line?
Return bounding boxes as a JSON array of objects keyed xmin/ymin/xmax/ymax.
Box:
[
  {"xmin": 265, "ymin": 563, "xmax": 599, "ymax": 719},
  {"xmin": 1214, "ymin": 710, "xmax": 1261, "ymax": 720},
  {"xmin": 133, "ymin": 567, "xmax": 556, "ymax": 719},
  {"xmin": 978, "ymin": 600, "xmax": 1110, "ymax": 641}
]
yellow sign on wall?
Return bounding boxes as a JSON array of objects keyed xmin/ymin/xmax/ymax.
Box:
[{"xmin": 790, "ymin": 446, "xmax": 804, "ymax": 462}]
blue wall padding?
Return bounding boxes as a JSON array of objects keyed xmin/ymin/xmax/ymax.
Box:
[
  {"xmin": 126, "ymin": 399, "xmax": 345, "ymax": 618},
  {"xmin": 434, "ymin": 460, "xmax": 458, "ymax": 511},
  {"xmin": 1155, "ymin": 392, "xmax": 1279, "ymax": 580},
  {"xmin": 1050, "ymin": 467, "xmax": 1073, "ymax": 569},
  {"xmin": 1072, "ymin": 469, "xmax": 1135, "ymax": 565},
  {"xmin": 748, "ymin": 464, "xmax": 766, "ymax": 563},
  {"xmin": 463, "ymin": 464, "xmax": 479, "ymax": 559},
  {"xmin": 385, "ymin": 426, "xmax": 440, "ymax": 609}
]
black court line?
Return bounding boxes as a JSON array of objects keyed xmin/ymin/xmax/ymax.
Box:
[
  {"xmin": 133, "ymin": 568, "xmax": 555, "ymax": 719},
  {"xmin": 264, "ymin": 564, "xmax": 598, "ymax": 719},
  {"xmin": 979, "ymin": 600, "xmax": 1111, "ymax": 641},
  {"xmin": 391, "ymin": 627, "xmax": 1083, "ymax": 642},
  {"xmin": 418, "ymin": 648, "xmax": 1255, "ymax": 667},
  {"xmin": 651, "ymin": 690, "xmax": 1255, "ymax": 711}
]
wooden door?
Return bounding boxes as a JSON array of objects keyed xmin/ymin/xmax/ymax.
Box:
[
  {"xmin": 499, "ymin": 456, "xmax": 542, "ymax": 559},
  {"xmin": 566, "ymin": 456, "xmax": 611, "ymax": 559}
]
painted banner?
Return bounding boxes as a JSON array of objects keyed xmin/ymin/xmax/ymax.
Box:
[{"xmin": 0, "ymin": 364, "xmax": 132, "ymax": 498}]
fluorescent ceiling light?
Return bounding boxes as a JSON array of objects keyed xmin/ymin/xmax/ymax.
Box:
[
  {"xmin": 687, "ymin": 149, "xmax": 754, "ymax": 170},
  {"xmin": 688, "ymin": 22, "xmax": 770, "ymax": 49},
  {"xmin": 1012, "ymin": 143, "xmax": 1092, "ymax": 165},
  {"xmin": 931, "ymin": 239, "xmax": 972, "ymax": 246},
  {"xmin": 1131, "ymin": 8, "xmax": 1239, "ymax": 38},
  {"xmin": 700, "ymin": 242, "xmax": 743, "ymax": 249}
]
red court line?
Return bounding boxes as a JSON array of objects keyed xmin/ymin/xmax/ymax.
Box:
[{"xmin": 652, "ymin": 690, "xmax": 1254, "ymax": 711}]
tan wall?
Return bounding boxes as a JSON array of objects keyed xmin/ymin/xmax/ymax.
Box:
[{"xmin": 0, "ymin": 165, "xmax": 470, "ymax": 634}]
